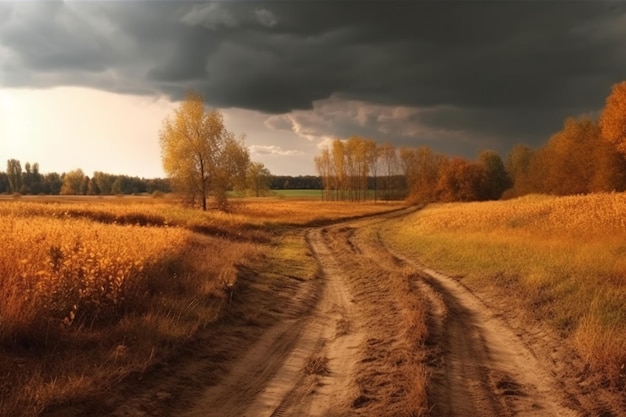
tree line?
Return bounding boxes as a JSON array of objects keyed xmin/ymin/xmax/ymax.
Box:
[
  {"xmin": 0, "ymin": 160, "xmax": 171, "ymax": 196},
  {"xmin": 315, "ymin": 80, "xmax": 626, "ymax": 203},
  {"xmin": 314, "ymin": 138, "xmax": 509, "ymax": 203}
]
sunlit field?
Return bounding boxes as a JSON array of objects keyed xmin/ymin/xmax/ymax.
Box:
[
  {"xmin": 382, "ymin": 193, "xmax": 626, "ymax": 385},
  {"xmin": 0, "ymin": 196, "xmax": 403, "ymax": 417}
]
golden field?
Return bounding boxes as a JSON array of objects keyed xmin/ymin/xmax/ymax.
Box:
[
  {"xmin": 382, "ymin": 192, "xmax": 626, "ymax": 385},
  {"xmin": 0, "ymin": 196, "xmax": 402, "ymax": 417}
]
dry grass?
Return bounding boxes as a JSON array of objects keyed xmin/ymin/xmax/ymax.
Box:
[
  {"xmin": 382, "ymin": 192, "xmax": 626, "ymax": 386},
  {"xmin": 305, "ymin": 355, "xmax": 330, "ymax": 376},
  {"xmin": 324, "ymin": 225, "xmax": 430, "ymax": 416},
  {"xmin": 0, "ymin": 196, "xmax": 403, "ymax": 230},
  {"xmin": 0, "ymin": 196, "xmax": 395, "ymax": 417}
]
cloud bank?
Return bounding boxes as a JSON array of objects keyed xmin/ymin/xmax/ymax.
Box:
[{"xmin": 2, "ymin": 1, "xmax": 625, "ymax": 157}]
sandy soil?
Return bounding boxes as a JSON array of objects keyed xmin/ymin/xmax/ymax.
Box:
[{"xmin": 44, "ymin": 208, "xmax": 626, "ymax": 417}]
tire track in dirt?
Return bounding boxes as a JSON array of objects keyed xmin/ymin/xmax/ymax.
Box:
[
  {"xmin": 184, "ymin": 215, "xmax": 429, "ymax": 417},
  {"xmin": 415, "ymin": 269, "xmax": 579, "ymax": 416},
  {"xmin": 240, "ymin": 230, "xmax": 363, "ymax": 417},
  {"xmin": 332, "ymin": 210, "xmax": 588, "ymax": 416},
  {"xmin": 182, "ymin": 228, "xmax": 364, "ymax": 417},
  {"xmin": 372, "ymin": 233, "xmax": 584, "ymax": 416}
]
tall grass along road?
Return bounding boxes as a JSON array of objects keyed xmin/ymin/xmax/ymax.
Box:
[{"xmin": 7, "ymin": 196, "xmax": 625, "ymax": 416}]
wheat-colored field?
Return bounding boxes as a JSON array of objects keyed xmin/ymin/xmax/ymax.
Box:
[
  {"xmin": 382, "ymin": 193, "xmax": 626, "ymax": 385},
  {"xmin": 0, "ymin": 196, "xmax": 401, "ymax": 417}
]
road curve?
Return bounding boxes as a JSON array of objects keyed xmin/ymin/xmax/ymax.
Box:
[{"xmin": 47, "ymin": 208, "xmax": 622, "ymax": 417}]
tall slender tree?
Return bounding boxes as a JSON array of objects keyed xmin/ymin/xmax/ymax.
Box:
[{"xmin": 6, "ymin": 159, "xmax": 22, "ymax": 193}]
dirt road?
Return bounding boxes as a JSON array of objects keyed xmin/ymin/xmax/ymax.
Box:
[
  {"xmin": 47, "ymin": 209, "xmax": 625, "ymax": 416},
  {"xmin": 179, "ymin": 210, "xmax": 601, "ymax": 416}
]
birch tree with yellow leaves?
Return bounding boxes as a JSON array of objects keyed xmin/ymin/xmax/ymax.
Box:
[{"xmin": 159, "ymin": 91, "xmax": 249, "ymax": 211}]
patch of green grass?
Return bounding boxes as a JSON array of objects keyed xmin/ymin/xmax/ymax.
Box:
[{"xmin": 270, "ymin": 189, "xmax": 324, "ymax": 199}]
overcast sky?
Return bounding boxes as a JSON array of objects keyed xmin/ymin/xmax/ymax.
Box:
[{"xmin": 1, "ymin": 1, "xmax": 625, "ymax": 178}]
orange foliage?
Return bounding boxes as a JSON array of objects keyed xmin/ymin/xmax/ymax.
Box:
[
  {"xmin": 436, "ymin": 158, "xmax": 487, "ymax": 202},
  {"xmin": 600, "ymin": 81, "xmax": 626, "ymax": 155}
]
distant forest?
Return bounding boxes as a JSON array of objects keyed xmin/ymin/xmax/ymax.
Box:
[{"xmin": 0, "ymin": 161, "xmax": 324, "ymax": 196}]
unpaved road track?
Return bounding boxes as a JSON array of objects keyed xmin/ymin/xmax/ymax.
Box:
[
  {"xmin": 46, "ymin": 209, "xmax": 625, "ymax": 417},
  {"xmin": 180, "ymin": 209, "xmax": 620, "ymax": 416}
]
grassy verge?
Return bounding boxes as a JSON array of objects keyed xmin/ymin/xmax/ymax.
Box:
[
  {"xmin": 0, "ymin": 197, "xmax": 394, "ymax": 417},
  {"xmin": 381, "ymin": 193, "xmax": 626, "ymax": 387}
]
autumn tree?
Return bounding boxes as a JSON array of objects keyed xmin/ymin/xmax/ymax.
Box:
[
  {"xmin": 315, "ymin": 148, "xmax": 332, "ymax": 200},
  {"xmin": 378, "ymin": 142, "xmax": 400, "ymax": 200},
  {"xmin": 221, "ymin": 136, "xmax": 251, "ymax": 197},
  {"xmin": 600, "ymin": 81, "xmax": 626, "ymax": 155},
  {"xmin": 331, "ymin": 139, "xmax": 346, "ymax": 200},
  {"xmin": 60, "ymin": 169, "xmax": 86, "ymax": 195},
  {"xmin": 436, "ymin": 158, "xmax": 487, "ymax": 202},
  {"xmin": 363, "ymin": 139, "xmax": 378, "ymax": 201},
  {"xmin": 246, "ymin": 161, "xmax": 271, "ymax": 197},
  {"xmin": 528, "ymin": 117, "xmax": 626, "ymax": 195},
  {"xmin": 399, "ymin": 147, "xmax": 419, "ymax": 198},
  {"xmin": 93, "ymin": 171, "xmax": 115, "ymax": 195},
  {"xmin": 400, "ymin": 146, "xmax": 445, "ymax": 204},
  {"xmin": 343, "ymin": 136, "xmax": 376, "ymax": 201},
  {"xmin": 505, "ymin": 144, "xmax": 534, "ymax": 197},
  {"xmin": 315, "ymin": 137, "xmax": 378, "ymax": 202},
  {"xmin": 6, "ymin": 159, "xmax": 22, "ymax": 193},
  {"xmin": 159, "ymin": 91, "xmax": 249, "ymax": 211},
  {"xmin": 478, "ymin": 150, "xmax": 511, "ymax": 200}
]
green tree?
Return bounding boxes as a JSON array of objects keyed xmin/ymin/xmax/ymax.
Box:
[
  {"xmin": 0, "ymin": 172, "xmax": 9, "ymax": 194},
  {"xmin": 159, "ymin": 91, "xmax": 248, "ymax": 211},
  {"xmin": 600, "ymin": 81, "xmax": 626, "ymax": 155}
]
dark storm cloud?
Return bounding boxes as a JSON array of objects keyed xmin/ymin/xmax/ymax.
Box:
[{"xmin": 1, "ymin": 1, "xmax": 626, "ymax": 154}]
